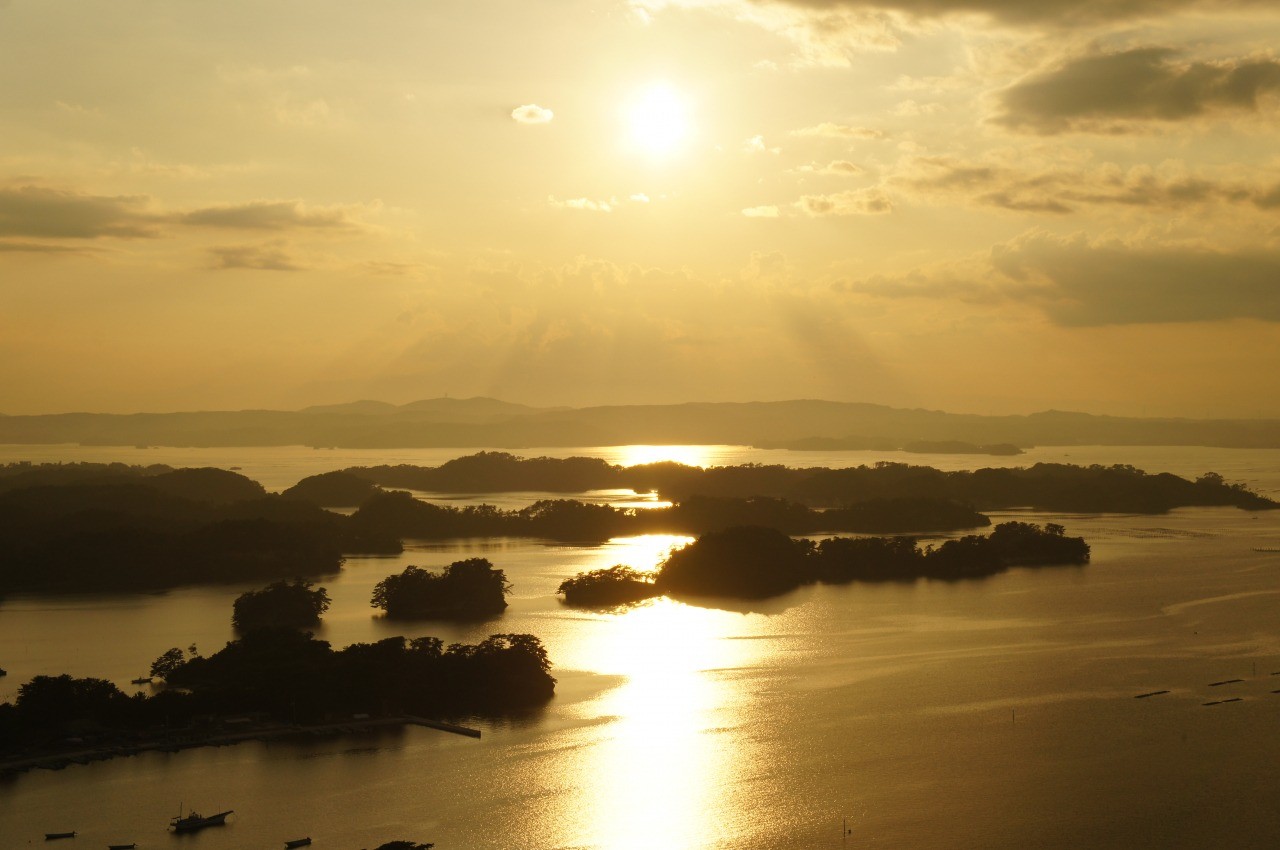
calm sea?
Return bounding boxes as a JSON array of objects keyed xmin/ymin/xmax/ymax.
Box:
[{"xmin": 1, "ymin": 444, "xmax": 1279, "ymax": 848}]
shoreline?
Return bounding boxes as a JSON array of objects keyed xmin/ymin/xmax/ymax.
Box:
[{"xmin": 0, "ymin": 715, "xmax": 481, "ymax": 778}]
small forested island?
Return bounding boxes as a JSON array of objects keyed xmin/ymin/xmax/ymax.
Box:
[
  {"xmin": 558, "ymin": 566, "xmax": 660, "ymax": 607},
  {"xmin": 372, "ymin": 559, "xmax": 510, "ymax": 619},
  {"xmin": 0, "ymin": 630, "xmax": 555, "ymax": 768},
  {"xmin": 232, "ymin": 579, "xmax": 331, "ymax": 631},
  {"xmin": 901, "ymin": 440, "xmax": 1023, "ymax": 456},
  {"xmin": 559, "ymin": 522, "xmax": 1090, "ymax": 604}
]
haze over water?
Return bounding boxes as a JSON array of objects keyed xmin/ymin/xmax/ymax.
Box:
[{"xmin": 2, "ymin": 445, "xmax": 1279, "ymax": 848}]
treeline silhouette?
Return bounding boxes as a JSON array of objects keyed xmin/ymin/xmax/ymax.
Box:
[
  {"xmin": 0, "ymin": 463, "xmax": 400, "ymax": 593},
  {"xmin": 0, "ymin": 631, "xmax": 555, "ymax": 757},
  {"xmin": 344, "ymin": 452, "xmax": 1276, "ymax": 512},
  {"xmin": 232, "ymin": 580, "xmax": 331, "ymax": 632},
  {"xmin": 349, "ymin": 490, "xmax": 989, "ymax": 543},
  {"xmin": 559, "ymin": 521, "xmax": 1090, "ymax": 604},
  {"xmin": 372, "ymin": 559, "xmax": 510, "ymax": 619}
]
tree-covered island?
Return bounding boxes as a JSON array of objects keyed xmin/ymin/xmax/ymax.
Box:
[
  {"xmin": 343, "ymin": 452, "xmax": 1278, "ymax": 513},
  {"xmin": 0, "ymin": 630, "xmax": 555, "ymax": 770},
  {"xmin": 232, "ymin": 579, "xmax": 332, "ymax": 631},
  {"xmin": 558, "ymin": 565, "xmax": 661, "ymax": 607},
  {"xmin": 558, "ymin": 521, "xmax": 1090, "ymax": 605},
  {"xmin": 371, "ymin": 559, "xmax": 510, "ymax": 619}
]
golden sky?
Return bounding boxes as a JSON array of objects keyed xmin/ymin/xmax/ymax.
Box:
[{"xmin": 3, "ymin": 0, "xmax": 1280, "ymax": 416}]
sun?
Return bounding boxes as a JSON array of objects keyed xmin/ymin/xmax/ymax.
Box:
[{"xmin": 625, "ymin": 82, "xmax": 691, "ymax": 158}]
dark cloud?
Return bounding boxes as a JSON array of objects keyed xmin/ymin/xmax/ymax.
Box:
[
  {"xmin": 0, "ymin": 186, "xmax": 161, "ymax": 238},
  {"xmin": 993, "ymin": 234, "xmax": 1280, "ymax": 325},
  {"xmin": 798, "ymin": 187, "xmax": 893, "ymax": 215},
  {"xmin": 0, "ymin": 240, "xmax": 102, "ymax": 254},
  {"xmin": 848, "ymin": 233, "xmax": 1280, "ymax": 325},
  {"xmin": 209, "ymin": 242, "xmax": 304, "ymax": 271},
  {"xmin": 996, "ymin": 48, "xmax": 1280, "ymax": 133},
  {"xmin": 897, "ymin": 156, "xmax": 1268, "ymax": 213},
  {"xmin": 760, "ymin": 0, "xmax": 1263, "ymax": 27},
  {"xmin": 180, "ymin": 200, "xmax": 365, "ymax": 230}
]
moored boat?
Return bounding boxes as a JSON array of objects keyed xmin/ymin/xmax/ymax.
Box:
[
  {"xmin": 285, "ymin": 839, "xmax": 313, "ymax": 848},
  {"xmin": 108, "ymin": 844, "xmax": 137, "ymax": 849},
  {"xmin": 44, "ymin": 832, "xmax": 76, "ymax": 840},
  {"xmin": 170, "ymin": 809, "xmax": 233, "ymax": 832}
]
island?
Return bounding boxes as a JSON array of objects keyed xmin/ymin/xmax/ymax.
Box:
[
  {"xmin": 0, "ymin": 630, "xmax": 555, "ymax": 774},
  {"xmin": 340, "ymin": 451, "xmax": 1278, "ymax": 514},
  {"xmin": 558, "ymin": 521, "xmax": 1091, "ymax": 605},
  {"xmin": 371, "ymin": 559, "xmax": 510, "ymax": 619},
  {"xmin": 0, "ymin": 462, "xmax": 400, "ymax": 594},
  {"xmin": 232, "ymin": 579, "xmax": 332, "ymax": 631},
  {"xmin": 557, "ymin": 566, "xmax": 661, "ymax": 607}
]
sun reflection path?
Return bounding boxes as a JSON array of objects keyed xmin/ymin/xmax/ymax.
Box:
[
  {"xmin": 615, "ymin": 445, "xmax": 716, "ymax": 468},
  {"xmin": 566, "ymin": 599, "xmax": 771, "ymax": 850}
]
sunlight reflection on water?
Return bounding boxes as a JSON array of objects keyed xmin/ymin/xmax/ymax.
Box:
[{"xmin": 566, "ymin": 599, "xmax": 765, "ymax": 849}]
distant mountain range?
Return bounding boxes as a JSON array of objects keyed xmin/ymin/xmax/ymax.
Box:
[{"xmin": 1, "ymin": 397, "xmax": 1278, "ymax": 449}]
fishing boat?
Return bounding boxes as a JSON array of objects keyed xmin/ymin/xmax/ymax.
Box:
[
  {"xmin": 130, "ymin": 676, "xmax": 152, "ymax": 685},
  {"xmin": 285, "ymin": 839, "xmax": 313, "ymax": 848},
  {"xmin": 44, "ymin": 832, "xmax": 76, "ymax": 840},
  {"xmin": 170, "ymin": 808, "xmax": 234, "ymax": 832}
]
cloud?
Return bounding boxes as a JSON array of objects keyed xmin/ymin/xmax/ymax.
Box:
[
  {"xmin": 630, "ymin": 193, "xmax": 651, "ymax": 203},
  {"xmin": 892, "ymin": 156, "xmax": 1277, "ymax": 213},
  {"xmin": 638, "ymin": 1, "xmax": 1271, "ymax": 31},
  {"xmin": 742, "ymin": 205, "xmax": 781, "ymax": 217},
  {"xmin": 744, "ymin": 135, "xmax": 781, "ymax": 154},
  {"xmin": 180, "ymin": 200, "xmax": 370, "ymax": 230},
  {"xmin": 0, "ymin": 240, "xmax": 103, "ymax": 255},
  {"xmin": 797, "ymin": 159, "xmax": 866, "ymax": 176},
  {"xmin": 209, "ymin": 241, "xmax": 304, "ymax": 271},
  {"xmin": 994, "ymin": 233, "xmax": 1280, "ymax": 325},
  {"xmin": 849, "ymin": 231, "xmax": 1280, "ymax": 325},
  {"xmin": 797, "ymin": 187, "xmax": 893, "ymax": 215},
  {"xmin": 0, "ymin": 185, "xmax": 161, "ymax": 238},
  {"xmin": 511, "ymin": 103, "xmax": 554, "ymax": 124},
  {"xmin": 792, "ymin": 122, "xmax": 885, "ymax": 140},
  {"xmin": 549, "ymin": 196, "xmax": 613, "ymax": 212},
  {"xmin": 996, "ymin": 47, "xmax": 1280, "ymax": 134}
]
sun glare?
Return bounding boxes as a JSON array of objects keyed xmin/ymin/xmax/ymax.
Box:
[
  {"xmin": 616, "ymin": 444, "xmax": 713, "ymax": 468},
  {"xmin": 625, "ymin": 82, "xmax": 691, "ymax": 158}
]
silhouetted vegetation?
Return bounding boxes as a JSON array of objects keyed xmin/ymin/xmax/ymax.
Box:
[
  {"xmin": 558, "ymin": 565, "xmax": 660, "ymax": 607},
  {"xmin": 350, "ymin": 488, "xmax": 989, "ymax": 544},
  {"xmin": 281, "ymin": 470, "xmax": 381, "ymax": 506},
  {"xmin": 371, "ymin": 559, "xmax": 509, "ymax": 619},
  {"xmin": 232, "ymin": 579, "xmax": 331, "ymax": 631},
  {"xmin": 0, "ymin": 631, "xmax": 555, "ymax": 758},
  {"xmin": 342, "ymin": 453, "xmax": 1276, "ymax": 514},
  {"xmin": 351, "ymin": 451, "xmax": 620, "ymax": 493},
  {"xmin": 0, "ymin": 469, "xmax": 400, "ymax": 593},
  {"xmin": 902, "ymin": 440, "xmax": 1023, "ymax": 456},
  {"xmin": 635, "ymin": 521, "xmax": 1090, "ymax": 601}
]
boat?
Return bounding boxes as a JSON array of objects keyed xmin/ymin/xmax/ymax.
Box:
[
  {"xmin": 170, "ymin": 809, "xmax": 234, "ymax": 832},
  {"xmin": 44, "ymin": 832, "xmax": 76, "ymax": 840},
  {"xmin": 108, "ymin": 845, "xmax": 137, "ymax": 849},
  {"xmin": 130, "ymin": 676, "xmax": 152, "ymax": 685},
  {"xmin": 285, "ymin": 840, "xmax": 313, "ymax": 848}
]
